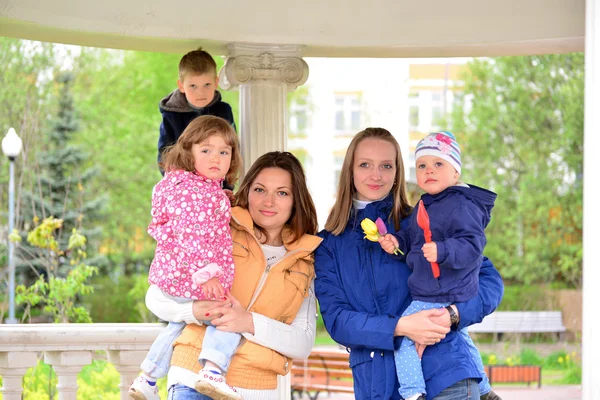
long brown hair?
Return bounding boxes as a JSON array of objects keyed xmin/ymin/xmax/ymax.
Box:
[
  {"xmin": 235, "ymin": 151, "xmax": 318, "ymax": 244},
  {"xmin": 325, "ymin": 127, "xmax": 412, "ymax": 235},
  {"xmin": 161, "ymin": 116, "xmax": 241, "ymax": 185}
]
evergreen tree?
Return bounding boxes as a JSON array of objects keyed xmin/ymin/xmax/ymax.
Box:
[{"xmin": 18, "ymin": 72, "xmax": 106, "ymax": 278}]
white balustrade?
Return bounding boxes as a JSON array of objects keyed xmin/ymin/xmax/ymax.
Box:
[
  {"xmin": 0, "ymin": 323, "xmax": 163, "ymax": 399},
  {"xmin": 0, "ymin": 323, "xmax": 293, "ymax": 399}
]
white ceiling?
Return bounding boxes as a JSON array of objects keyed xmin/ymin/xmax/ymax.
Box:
[{"xmin": 0, "ymin": 0, "xmax": 585, "ymax": 57}]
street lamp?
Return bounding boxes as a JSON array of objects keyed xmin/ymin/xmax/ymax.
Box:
[{"xmin": 2, "ymin": 127, "xmax": 23, "ymax": 324}]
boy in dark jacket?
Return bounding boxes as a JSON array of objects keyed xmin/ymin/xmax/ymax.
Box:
[
  {"xmin": 380, "ymin": 131, "xmax": 500, "ymax": 400},
  {"xmin": 158, "ymin": 48, "xmax": 236, "ymax": 188}
]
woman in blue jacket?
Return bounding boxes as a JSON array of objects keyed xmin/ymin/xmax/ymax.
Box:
[{"xmin": 314, "ymin": 128, "xmax": 504, "ymax": 400}]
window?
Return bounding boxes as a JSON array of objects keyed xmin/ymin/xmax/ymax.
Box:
[
  {"xmin": 409, "ymin": 106, "xmax": 419, "ymax": 129},
  {"xmin": 432, "ymin": 105, "xmax": 443, "ymax": 127},
  {"xmin": 430, "ymin": 91, "xmax": 444, "ymax": 130},
  {"xmin": 289, "ymin": 95, "xmax": 310, "ymax": 134},
  {"xmin": 333, "ymin": 155, "xmax": 345, "ymax": 187},
  {"xmin": 335, "ymin": 98, "xmax": 345, "ymax": 131},
  {"xmin": 407, "ymin": 90, "xmax": 446, "ymax": 131},
  {"xmin": 334, "ymin": 93, "xmax": 362, "ymax": 133}
]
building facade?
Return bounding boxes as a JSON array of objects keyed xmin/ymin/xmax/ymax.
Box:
[{"xmin": 288, "ymin": 58, "xmax": 469, "ymax": 227}]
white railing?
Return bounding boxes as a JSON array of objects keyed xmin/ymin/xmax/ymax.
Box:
[
  {"xmin": 0, "ymin": 323, "xmax": 163, "ymax": 400},
  {"xmin": 0, "ymin": 323, "xmax": 292, "ymax": 400}
]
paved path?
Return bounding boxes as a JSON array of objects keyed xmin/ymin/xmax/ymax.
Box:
[
  {"xmin": 295, "ymin": 385, "xmax": 582, "ymax": 399},
  {"xmin": 494, "ymin": 385, "xmax": 581, "ymax": 399}
]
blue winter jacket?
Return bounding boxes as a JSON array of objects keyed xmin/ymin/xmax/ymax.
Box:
[
  {"xmin": 157, "ymin": 89, "xmax": 235, "ymax": 170},
  {"xmin": 314, "ymin": 195, "xmax": 504, "ymax": 399},
  {"xmin": 399, "ymin": 184, "xmax": 497, "ymax": 303}
]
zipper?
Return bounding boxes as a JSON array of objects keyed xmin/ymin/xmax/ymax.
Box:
[
  {"xmin": 286, "ymin": 270, "xmax": 310, "ymax": 295},
  {"xmin": 230, "ymin": 214, "xmax": 319, "ymax": 310},
  {"xmin": 233, "ymin": 241, "xmax": 249, "ymax": 252},
  {"xmin": 288, "ymin": 270, "xmax": 309, "ymax": 278},
  {"xmin": 246, "ymin": 248, "xmax": 306, "ymax": 309},
  {"xmin": 367, "ymin": 247, "xmax": 383, "ymax": 315}
]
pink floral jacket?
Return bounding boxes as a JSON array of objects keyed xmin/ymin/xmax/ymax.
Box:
[{"xmin": 148, "ymin": 170, "xmax": 234, "ymax": 300}]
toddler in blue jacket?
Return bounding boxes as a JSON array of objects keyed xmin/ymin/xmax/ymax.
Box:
[
  {"xmin": 157, "ymin": 47, "xmax": 236, "ymax": 189},
  {"xmin": 379, "ymin": 131, "xmax": 500, "ymax": 400}
]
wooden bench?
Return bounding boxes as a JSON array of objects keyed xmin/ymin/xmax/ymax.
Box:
[
  {"xmin": 484, "ymin": 365, "xmax": 542, "ymax": 387},
  {"xmin": 291, "ymin": 350, "xmax": 542, "ymax": 397},
  {"xmin": 469, "ymin": 311, "xmax": 566, "ymax": 340},
  {"xmin": 291, "ymin": 350, "xmax": 353, "ymax": 400}
]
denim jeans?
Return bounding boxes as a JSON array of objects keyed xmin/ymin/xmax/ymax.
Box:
[
  {"xmin": 142, "ymin": 321, "xmax": 186, "ymax": 379},
  {"xmin": 142, "ymin": 322, "xmax": 241, "ymax": 378},
  {"xmin": 433, "ymin": 378, "xmax": 480, "ymax": 399},
  {"xmin": 199, "ymin": 325, "xmax": 241, "ymax": 372},
  {"xmin": 168, "ymin": 384, "xmax": 212, "ymax": 400}
]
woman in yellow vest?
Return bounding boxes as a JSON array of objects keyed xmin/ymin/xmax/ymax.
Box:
[{"xmin": 145, "ymin": 151, "xmax": 322, "ymax": 400}]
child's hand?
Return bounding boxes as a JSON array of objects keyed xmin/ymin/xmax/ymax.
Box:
[
  {"xmin": 378, "ymin": 234, "xmax": 399, "ymax": 255},
  {"xmin": 223, "ymin": 189, "xmax": 236, "ymax": 204},
  {"xmin": 422, "ymin": 242, "xmax": 437, "ymax": 263},
  {"xmin": 201, "ymin": 277, "xmax": 225, "ymax": 300},
  {"xmin": 416, "ymin": 343, "xmax": 427, "ymax": 359}
]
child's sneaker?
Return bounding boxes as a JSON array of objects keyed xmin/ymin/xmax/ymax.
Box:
[
  {"xmin": 195, "ymin": 369, "xmax": 242, "ymax": 400},
  {"xmin": 128, "ymin": 376, "xmax": 159, "ymax": 400}
]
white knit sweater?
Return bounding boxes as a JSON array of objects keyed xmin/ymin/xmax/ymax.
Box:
[{"xmin": 145, "ymin": 282, "xmax": 317, "ymax": 399}]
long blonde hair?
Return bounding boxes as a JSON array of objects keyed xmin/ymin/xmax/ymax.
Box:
[{"xmin": 325, "ymin": 127, "xmax": 412, "ymax": 235}]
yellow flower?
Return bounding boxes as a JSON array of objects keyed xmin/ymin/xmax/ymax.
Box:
[
  {"xmin": 361, "ymin": 218, "xmax": 380, "ymax": 242},
  {"xmin": 558, "ymin": 356, "xmax": 564, "ymax": 364}
]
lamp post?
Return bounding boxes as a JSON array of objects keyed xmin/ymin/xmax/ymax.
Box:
[{"xmin": 2, "ymin": 127, "xmax": 23, "ymax": 324}]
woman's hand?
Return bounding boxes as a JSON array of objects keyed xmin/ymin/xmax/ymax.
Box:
[
  {"xmin": 394, "ymin": 308, "xmax": 450, "ymax": 345},
  {"xmin": 223, "ymin": 189, "xmax": 236, "ymax": 204},
  {"xmin": 207, "ymin": 293, "xmax": 255, "ymax": 335},
  {"xmin": 192, "ymin": 299, "xmax": 231, "ymax": 322},
  {"xmin": 428, "ymin": 305, "xmax": 457, "ymax": 328}
]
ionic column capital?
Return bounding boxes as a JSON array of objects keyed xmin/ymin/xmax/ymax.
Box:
[{"xmin": 219, "ymin": 43, "xmax": 308, "ymax": 91}]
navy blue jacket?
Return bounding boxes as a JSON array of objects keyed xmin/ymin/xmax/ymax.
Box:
[
  {"xmin": 314, "ymin": 195, "xmax": 504, "ymax": 399},
  {"xmin": 399, "ymin": 184, "xmax": 497, "ymax": 303},
  {"xmin": 157, "ymin": 89, "xmax": 235, "ymax": 172}
]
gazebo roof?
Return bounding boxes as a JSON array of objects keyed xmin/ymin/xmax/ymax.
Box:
[{"xmin": 0, "ymin": 0, "xmax": 584, "ymax": 57}]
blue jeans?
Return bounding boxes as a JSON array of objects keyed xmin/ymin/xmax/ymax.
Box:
[
  {"xmin": 199, "ymin": 325, "xmax": 241, "ymax": 372},
  {"xmin": 142, "ymin": 321, "xmax": 186, "ymax": 379},
  {"xmin": 394, "ymin": 300, "xmax": 490, "ymax": 398},
  {"xmin": 168, "ymin": 384, "xmax": 212, "ymax": 399},
  {"xmin": 142, "ymin": 323, "xmax": 241, "ymax": 379},
  {"xmin": 434, "ymin": 378, "xmax": 480, "ymax": 399}
]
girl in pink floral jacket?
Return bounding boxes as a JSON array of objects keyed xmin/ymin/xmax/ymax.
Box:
[{"xmin": 129, "ymin": 116, "xmax": 244, "ymax": 400}]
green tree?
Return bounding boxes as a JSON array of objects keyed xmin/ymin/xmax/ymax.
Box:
[
  {"xmin": 15, "ymin": 217, "xmax": 98, "ymax": 323},
  {"xmin": 0, "ymin": 38, "xmax": 62, "ymax": 311},
  {"xmin": 450, "ymin": 54, "xmax": 583, "ymax": 286},
  {"xmin": 18, "ymin": 72, "xmax": 106, "ymax": 277}
]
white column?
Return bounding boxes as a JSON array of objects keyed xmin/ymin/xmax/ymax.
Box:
[
  {"xmin": 44, "ymin": 351, "xmax": 92, "ymax": 400},
  {"xmin": 0, "ymin": 352, "xmax": 38, "ymax": 400},
  {"xmin": 583, "ymin": 0, "xmax": 600, "ymax": 398},
  {"xmin": 220, "ymin": 43, "xmax": 309, "ymax": 173},
  {"xmin": 107, "ymin": 350, "xmax": 147, "ymax": 400}
]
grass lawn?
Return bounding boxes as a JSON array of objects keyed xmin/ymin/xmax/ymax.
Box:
[{"xmin": 315, "ymin": 329, "xmax": 337, "ymax": 346}]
